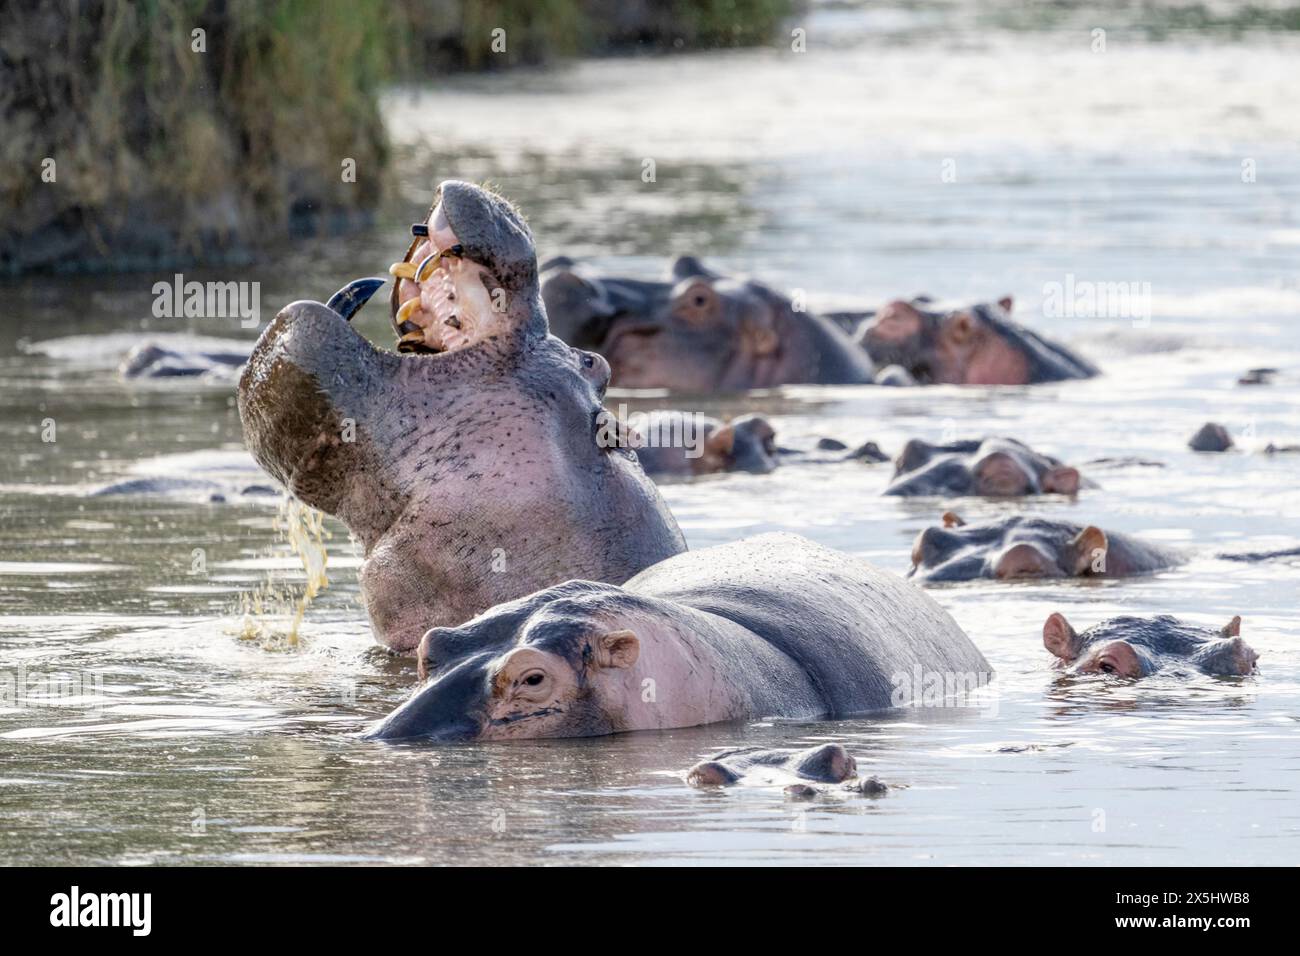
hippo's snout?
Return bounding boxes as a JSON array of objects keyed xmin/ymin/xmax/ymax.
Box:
[{"xmin": 364, "ymin": 655, "xmax": 492, "ymax": 742}]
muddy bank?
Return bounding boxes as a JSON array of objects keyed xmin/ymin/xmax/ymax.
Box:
[{"xmin": 0, "ymin": 0, "xmax": 794, "ymax": 277}]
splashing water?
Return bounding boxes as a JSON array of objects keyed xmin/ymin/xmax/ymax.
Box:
[{"xmin": 235, "ymin": 496, "xmax": 332, "ymax": 647}]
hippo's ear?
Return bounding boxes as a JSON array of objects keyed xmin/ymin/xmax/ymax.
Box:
[
  {"xmin": 670, "ymin": 255, "xmax": 720, "ymax": 281},
  {"xmin": 944, "ymin": 311, "xmax": 976, "ymax": 345},
  {"xmin": 998, "ymin": 295, "xmax": 1014, "ymax": 313},
  {"xmin": 596, "ymin": 630, "xmax": 640, "ymax": 669},
  {"xmin": 895, "ymin": 438, "xmax": 935, "ymax": 475},
  {"xmin": 1042, "ymin": 465, "xmax": 1081, "ymax": 495},
  {"xmin": 942, "ymin": 510, "xmax": 965, "ymax": 528},
  {"xmin": 1043, "ymin": 612, "xmax": 1081, "ymax": 661},
  {"xmin": 1221, "ymin": 615, "xmax": 1242, "ymax": 638},
  {"xmin": 705, "ymin": 424, "xmax": 736, "ymax": 457},
  {"xmin": 1070, "ymin": 526, "xmax": 1109, "ymax": 575}
]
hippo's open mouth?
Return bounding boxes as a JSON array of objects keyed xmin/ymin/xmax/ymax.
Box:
[{"xmin": 388, "ymin": 221, "xmax": 507, "ymax": 354}]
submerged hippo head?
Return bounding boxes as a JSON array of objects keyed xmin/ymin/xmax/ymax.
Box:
[
  {"xmin": 857, "ymin": 297, "xmax": 1097, "ymax": 385},
  {"xmin": 908, "ymin": 514, "xmax": 1181, "ymax": 583},
  {"xmin": 886, "ymin": 437, "xmax": 1083, "ymax": 497},
  {"xmin": 366, "ymin": 579, "xmax": 741, "ymax": 741},
  {"xmin": 238, "ymin": 181, "xmax": 685, "ymax": 651},
  {"xmin": 632, "ymin": 411, "xmax": 779, "ymax": 477},
  {"xmin": 1044, "ymin": 613, "xmax": 1258, "ymax": 678},
  {"xmin": 542, "ymin": 256, "xmax": 876, "ymax": 391}
]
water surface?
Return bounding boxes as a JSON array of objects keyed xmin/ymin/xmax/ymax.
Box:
[{"xmin": 2, "ymin": 2, "xmax": 1299, "ymax": 865}]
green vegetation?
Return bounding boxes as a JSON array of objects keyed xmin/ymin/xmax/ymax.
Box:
[{"xmin": 1, "ymin": 0, "xmax": 795, "ymax": 274}]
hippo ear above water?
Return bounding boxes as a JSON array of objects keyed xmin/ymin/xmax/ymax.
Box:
[
  {"xmin": 1071, "ymin": 525, "xmax": 1109, "ymax": 574},
  {"xmin": 1043, "ymin": 612, "xmax": 1082, "ymax": 661},
  {"xmin": 1221, "ymin": 615, "xmax": 1242, "ymax": 638},
  {"xmin": 597, "ymin": 630, "xmax": 640, "ymax": 669}
]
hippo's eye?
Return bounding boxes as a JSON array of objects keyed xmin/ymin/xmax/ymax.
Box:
[
  {"xmin": 1099, "ymin": 662, "xmax": 1115, "ymax": 674},
  {"xmin": 522, "ymin": 672, "xmax": 545, "ymax": 687},
  {"xmin": 581, "ymin": 353, "xmax": 594, "ymax": 368}
]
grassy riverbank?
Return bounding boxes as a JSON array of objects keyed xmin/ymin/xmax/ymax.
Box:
[{"xmin": 0, "ymin": 0, "xmax": 795, "ymax": 275}]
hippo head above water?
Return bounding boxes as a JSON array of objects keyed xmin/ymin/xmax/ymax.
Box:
[
  {"xmin": 541, "ymin": 256, "xmax": 877, "ymax": 391},
  {"xmin": 1044, "ymin": 613, "xmax": 1258, "ymax": 678},
  {"xmin": 237, "ymin": 180, "xmax": 686, "ymax": 651},
  {"xmin": 856, "ymin": 297, "xmax": 1098, "ymax": 385},
  {"xmin": 909, "ymin": 514, "xmax": 1182, "ymax": 583},
  {"xmin": 886, "ymin": 436, "xmax": 1083, "ymax": 497}
]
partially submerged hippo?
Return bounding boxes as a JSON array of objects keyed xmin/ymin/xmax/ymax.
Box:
[
  {"xmin": 856, "ymin": 296, "xmax": 1098, "ymax": 385},
  {"xmin": 686, "ymin": 743, "xmax": 859, "ymax": 787},
  {"xmin": 120, "ymin": 341, "xmax": 251, "ymax": 380},
  {"xmin": 629, "ymin": 412, "xmax": 779, "ymax": 477},
  {"xmin": 540, "ymin": 257, "xmax": 882, "ymax": 390},
  {"xmin": 367, "ymin": 533, "xmax": 992, "ymax": 741},
  {"xmin": 237, "ymin": 181, "xmax": 686, "ymax": 651},
  {"xmin": 685, "ymin": 742, "xmax": 889, "ymax": 797},
  {"xmin": 886, "ymin": 437, "xmax": 1084, "ymax": 497},
  {"xmin": 1189, "ymin": 422, "xmax": 1234, "ymax": 452},
  {"xmin": 1044, "ymin": 613, "xmax": 1258, "ymax": 678},
  {"xmin": 620, "ymin": 411, "xmax": 889, "ymax": 478},
  {"xmin": 909, "ymin": 513, "xmax": 1182, "ymax": 582}
]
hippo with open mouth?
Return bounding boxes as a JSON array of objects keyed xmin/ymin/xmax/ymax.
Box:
[
  {"xmin": 885, "ymin": 437, "xmax": 1085, "ymax": 497},
  {"xmin": 908, "ymin": 513, "xmax": 1183, "ymax": 582},
  {"xmin": 540, "ymin": 256, "xmax": 881, "ymax": 390},
  {"xmin": 367, "ymin": 533, "xmax": 992, "ymax": 741},
  {"xmin": 855, "ymin": 296, "xmax": 1098, "ymax": 385},
  {"xmin": 1043, "ymin": 613, "xmax": 1258, "ymax": 678},
  {"xmin": 237, "ymin": 180, "xmax": 686, "ymax": 651}
]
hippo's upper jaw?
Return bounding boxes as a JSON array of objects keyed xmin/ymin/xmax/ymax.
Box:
[
  {"xmin": 1044, "ymin": 613, "xmax": 1258, "ymax": 679},
  {"xmin": 238, "ymin": 181, "xmax": 686, "ymax": 653}
]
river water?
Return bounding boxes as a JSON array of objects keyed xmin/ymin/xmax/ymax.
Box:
[{"xmin": 2, "ymin": 2, "xmax": 1298, "ymax": 865}]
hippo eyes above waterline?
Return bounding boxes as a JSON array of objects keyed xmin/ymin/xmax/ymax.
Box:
[{"xmin": 523, "ymin": 673, "xmax": 545, "ymax": 687}]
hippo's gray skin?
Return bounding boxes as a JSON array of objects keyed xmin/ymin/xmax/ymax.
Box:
[
  {"xmin": 238, "ymin": 181, "xmax": 686, "ymax": 652},
  {"xmin": 855, "ymin": 296, "xmax": 1098, "ymax": 385},
  {"xmin": 686, "ymin": 743, "xmax": 858, "ymax": 787},
  {"xmin": 1043, "ymin": 613, "xmax": 1258, "ymax": 678},
  {"xmin": 540, "ymin": 257, "xmax": 882, "ymax": 391},
  {"xmin": 120, "ymin": 342, "xmax": 250, "ymax": 380},
  {"xmin": 628, "ymin": 412, "xmax": 889, "ymax": 479},
  {"xmin": 631, "ymin": 412, "xmax": 779, "ymax": 477},
  {"xmin": 91, "ymin": 476, "xmax": 276, "ymax": 502},
  {"xmin": 1189, "ymin": 422, "xmax": 1234, "ymax": 452},
  {"xmin": 886, "ymin": 437, "xmax": 1084, "ymax": 497},
  {"xmin": 909, "ymin": 514, "xmax": 1183, "ymax": 583},
  {"xmin": 367, "ymin": 533, "xmax": 991, "ymax": 741}
]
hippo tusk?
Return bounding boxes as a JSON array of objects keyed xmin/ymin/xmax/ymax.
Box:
[
  {"xmin": 415, "ymin": 244, "xmax": 466, "ymax": 283},
  {"xmin": 388, "ymin": 262, "xmax": 418, "ymax": 280},
  {"xmin": 325, "ymin": 277, "xmax": 387, "ymax": 321},
  {"xmin": 396, "ymin": 296, "xmax": 423, "ymax": 325}
]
